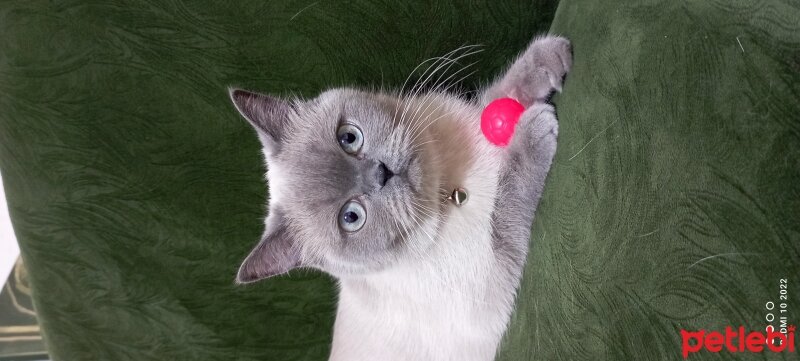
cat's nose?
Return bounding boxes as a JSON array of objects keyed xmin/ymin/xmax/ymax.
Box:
[{"xmin": 376, "ymin": 162, "xmax": 394, "ymax": 187}]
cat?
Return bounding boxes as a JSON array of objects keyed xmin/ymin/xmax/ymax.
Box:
[{"xmin": 229, "ymin": 35, "xmax": 572, "ymax": 361}]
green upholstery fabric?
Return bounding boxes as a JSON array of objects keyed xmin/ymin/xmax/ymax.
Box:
[
  {"xmin": 0, "ymin": 1, "xmax": 557, "ymax": 360},
  {"xmin": 0, "ymin": 1, "xmax": 797, "ymax": 360},
  {"xmin": 501, "ymin": 1, "xmax": 800, "ymax": 360}
]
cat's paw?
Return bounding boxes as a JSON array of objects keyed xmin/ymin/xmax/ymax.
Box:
[
  {"xmin": 514, "ymin": 36, "xmax": 572, "ymax": 105},
  {"xmin": 514, "ymin": 103, "xmax": 558, "ymax": 159},
  {"xmin": 532, "ymin": 36, "xmax": 572, "ymax": 92}
]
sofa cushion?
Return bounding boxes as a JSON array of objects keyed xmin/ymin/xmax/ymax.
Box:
[
  {"xmin": 499, "ymin": 0, "xmax": 800, "ymax": 359},
  {"xmin": 0, "ymin": 1, "xmax": 560, "ymax": 360}
]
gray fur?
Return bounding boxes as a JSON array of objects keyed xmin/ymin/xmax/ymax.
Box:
[
  {"xmin": 231, "ymin": 88, "xmax": 443, "ymax": 280},
  {"xmin": 229, "ymin": 35, "xmax": 572, "ymax": 360},
  {"xmin": 237, "ymin": 207, "xmax": 300, "ymax": 283},
  {"xmin": 481, "ymin": 36, "xmax": 572, "ymax": 107},
  {"xmin": 491, "ymin": 103, "xmax": 559, "ymax": 280},
  {"xmin": 483, "ymin": 35, "xmax": 570, "ymax": 284}
]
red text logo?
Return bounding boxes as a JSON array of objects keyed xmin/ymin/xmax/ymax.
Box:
[{"xmin": 681, "ymin": 326, "xmax": 795, "ymax": 358}]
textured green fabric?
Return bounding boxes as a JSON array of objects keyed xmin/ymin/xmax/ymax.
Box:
[
  {"xmin": 501, "ymin": 1, "xmax": 800, "ymax": 360},
  {"xmin": 1, "ymin": 0, "xmax": 798, "ymax": 360},
  {"xmin": 0, "ymin": 1, "xmax": 560, "ymax": 360}
]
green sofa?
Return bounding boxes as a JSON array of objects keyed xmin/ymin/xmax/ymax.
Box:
[{"xmin": 0, "ymin": 0, "xmax": 797, "ymax": 360}]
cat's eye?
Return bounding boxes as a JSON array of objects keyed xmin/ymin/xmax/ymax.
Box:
[
  {"xmin": 337, "ymin": 124, "xmax": 363, "ymax": 154},
  {"xmin": 338, "ymin": 200, "xmax": 366, "ymax": 232}
]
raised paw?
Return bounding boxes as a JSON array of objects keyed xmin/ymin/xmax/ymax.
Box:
[
  {"xmin": 512, "ymin": 36, "xmax": 572, "ymax": 106},
  {"xmin": 484, "ymin": 36, "xmax": 572, "ymax": 107},
  {"xmin": 527, "ymin": 36, "xmax": 572, "ymax": 96},
  {"xmin": 512, "ymin": 103, "xmax": 558, "ymax": 161}
]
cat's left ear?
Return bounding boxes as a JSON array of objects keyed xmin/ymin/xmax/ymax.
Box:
[
  {"xmin": 229, "ymin": 88, "xmax": 293, "ymax": 153},
  {"xmin": 236, "ymin": 210, "xmax": 301, "ymax": 284}
]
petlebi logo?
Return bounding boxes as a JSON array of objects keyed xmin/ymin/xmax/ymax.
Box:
[
  {"xmin": 681, "ymin": 326, "xmax": 795, "ymax": 358},
  {"xmin": 680, "ymin": 277, "xmax": 794, "ymax": 358}
]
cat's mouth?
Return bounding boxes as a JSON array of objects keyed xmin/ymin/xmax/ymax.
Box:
[{"xmin": 381, "ymin": 154, "xmax": 425, "ymax": 195}]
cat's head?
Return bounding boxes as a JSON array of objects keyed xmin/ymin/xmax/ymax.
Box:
[{"xmin": 230, "ymin": 88, "xmax": 444, "ymax": 283}]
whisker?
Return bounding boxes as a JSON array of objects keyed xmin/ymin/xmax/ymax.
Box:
[
  {"xmin": 393, "ymin": 48, "xmax": 462, "ymax": 123},
  {"xmin": 409, "ymin": 137, "xmax": 438, "ymax": 153},
  {"xmin": 408, "ymin": 69, "xmax": 478, "ymax": 144},
  {"xmin": 399, "ymin": 46, "xmax": 482, "ymax": 135},
  {"xmin": 404, "ymin": 52, "xmax": 482, "ymax": 141},
  {"xmin": 397, "ymin": 45, "xmax": 479, "ymax": 130}
]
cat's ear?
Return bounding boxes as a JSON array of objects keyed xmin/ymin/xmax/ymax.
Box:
[
  {"xmin": 229, "ymin": 88, "xmax": 292, "ymax": 152},
  {"xmin": 236, "ymin": 210, "xmax": 301, "ymax": 284}
]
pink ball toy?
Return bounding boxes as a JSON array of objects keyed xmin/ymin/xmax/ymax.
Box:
[{"xmin": 480, "ymin": 97, "xmax": 524, "ymax": 146}]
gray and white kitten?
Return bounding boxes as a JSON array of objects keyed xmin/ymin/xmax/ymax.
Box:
[{"xmin": 230, "ymin": 35, "xmax": 571, "ymax": 361}]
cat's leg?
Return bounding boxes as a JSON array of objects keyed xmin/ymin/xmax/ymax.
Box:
[
  {"xmin": 480, "ymin": 36, "xmax": 572, "ymax": 107},
  {"xmin": 490, "ymin": 103, "xmax": 558, "ymax": 274},
  {"xmin": 483, "ymin": 35, "xmax": 571, "ymax": 279}
]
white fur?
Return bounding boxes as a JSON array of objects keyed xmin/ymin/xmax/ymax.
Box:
[
  {"xmin": 234, "ymin": 35, "xmax": 571, "ymax": 361},
  {"xmin": 263, "ymin": 156, "xmax": 288, "ymax": 206},
  {"xmin": 329, "ymin": 96, "xmax": 509, "ymax": 361}
]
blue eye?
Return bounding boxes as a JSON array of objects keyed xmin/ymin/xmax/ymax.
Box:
[
  {"xmin": 337, "ymin": 124, "xmax": 363, "ymax": 154},
  {"xmin": 338, "ymin": 200, "xmax": 366, "ymax": 232}
]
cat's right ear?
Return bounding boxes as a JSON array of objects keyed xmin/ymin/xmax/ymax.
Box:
[
  {"xmin": 236, "ymin": 210, "xmax": 301, "ymax": 284},
  {"xmin": 228, "ymin": 88, "xmax": 292, "ymax": 153}
]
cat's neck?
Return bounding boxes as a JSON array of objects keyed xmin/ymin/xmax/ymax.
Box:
[{"xmin": 409, "ymin": 93, "xmax": 484, "ymax": 194}]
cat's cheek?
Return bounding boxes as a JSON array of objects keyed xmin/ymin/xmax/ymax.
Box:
[
  {"xmin": 416, "ymin": 152, "xmax": 445, "ymax": 202},
  {"xmin": 407, "ymin": 155, "xmax": 425, "ymax": 192}
]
